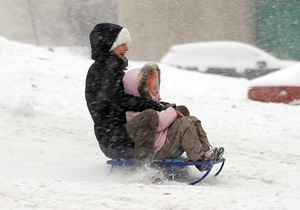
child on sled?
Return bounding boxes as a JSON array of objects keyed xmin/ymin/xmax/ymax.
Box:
[{"xmin": 123, "ymin": 63, "xmax": 224, "ymax": 171}]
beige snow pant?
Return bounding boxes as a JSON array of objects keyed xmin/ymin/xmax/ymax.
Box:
[
  {"xmin": 153, "ymin": 116, "xmax": 211, "ymax": 161},
  {"xmin": 126, "ymin": 109, "xmax": 158, "ymax": 161}
]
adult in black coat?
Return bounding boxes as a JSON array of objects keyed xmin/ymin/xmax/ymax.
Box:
[{"xmin": 85, "ymin": 23, "xmax": 163, "ymax": 159}]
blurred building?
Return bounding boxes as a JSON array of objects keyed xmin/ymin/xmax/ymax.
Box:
[
  {"xmin": 255, "ymin": 0, "xmax": 300, "ymax": 61},
  {"xmin": 0, "ymin": 0, "xmax": 299, "ymax": 61},
  {"xmin": 118, "ymin": 0, "xmax": 300, "ymax": 61},
  {"xmin": 117, "ymin": 0, "xmax": 256, "ymax": 61},
  {"xmin": 0, "ymin": 0, "xmax": 117, "ymax": 46}
]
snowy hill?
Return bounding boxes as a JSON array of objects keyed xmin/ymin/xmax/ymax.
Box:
[{"xmin": 0, "ymin": 37, "xmax": 299, "ymax": 210}]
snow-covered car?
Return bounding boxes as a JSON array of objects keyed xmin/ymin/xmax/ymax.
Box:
[
  {"xmin": 160, "ymin": 41, "xmax": 299, "ymax": 79},
  {"xmin": 248, "ymin": 63, "xmax": 300, "ymax": 104}
]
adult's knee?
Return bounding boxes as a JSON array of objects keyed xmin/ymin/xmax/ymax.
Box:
[{"xmin": 188, "ymin": 115, "xmax": 202, "ymax": 123}]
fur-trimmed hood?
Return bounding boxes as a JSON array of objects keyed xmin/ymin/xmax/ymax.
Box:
[
  {"xmin": 123, "ymin": 63, "xmax": 161, "ymax": 100},
  {"xmin": 123, "ymin": 63, "xmax": 178, "ymax": 154}
]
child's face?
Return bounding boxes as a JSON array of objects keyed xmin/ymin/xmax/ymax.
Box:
[
  {"xmin": 113, "ymin": 44, "xmax": 129, "ymax": 60},
  {"xmin": 149, "ymin": 76, "xmax": 160, "ymax": 101}
]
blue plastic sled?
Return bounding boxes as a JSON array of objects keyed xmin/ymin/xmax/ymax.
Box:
[{"xmin": 107, "ymin": 157, "xmax": 225, "ymax": 185}]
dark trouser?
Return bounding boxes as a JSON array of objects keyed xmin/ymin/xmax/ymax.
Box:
[
  {"xmin": 96, "ymin": 124, "xmax": 135, "ymax": 159},
  {"xmin": 99, "ymin": 143, "xmax": 134, "ymax": 159},
  {"xmin": 126, "ymin": 109, "xmax": 159, "ymax": 161}
]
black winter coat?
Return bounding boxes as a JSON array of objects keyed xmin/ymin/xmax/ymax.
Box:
[{"xmin": 85, "ymin": 23, "xmax": 159, "ymax": 151}]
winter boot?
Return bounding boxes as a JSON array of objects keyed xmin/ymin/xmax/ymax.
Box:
[
  {"xmin": 216, "ymin": 147, "xmax": 225, "ymax": 160},
  {"xmin": 203, "ymin": 147, "xmax": 218, "ymax": 161},
  {"xmin": 195, "ymin": 147, "xmax": 218, "ymax": 172}
]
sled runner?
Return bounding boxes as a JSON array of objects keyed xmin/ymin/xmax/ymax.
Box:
[{"xmin": 107, "ymin": 157, "xmax": 225, "ymax": 185}]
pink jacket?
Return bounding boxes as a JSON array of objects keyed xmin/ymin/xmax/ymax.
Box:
[{"xmin": 123, "ymin": 68, "xmax": 178, "ymax": 152}]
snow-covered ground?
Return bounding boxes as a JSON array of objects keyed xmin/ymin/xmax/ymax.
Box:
[{"xmin": 0, "ymin": 37, "xmax": 299, "ymax": 210}]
